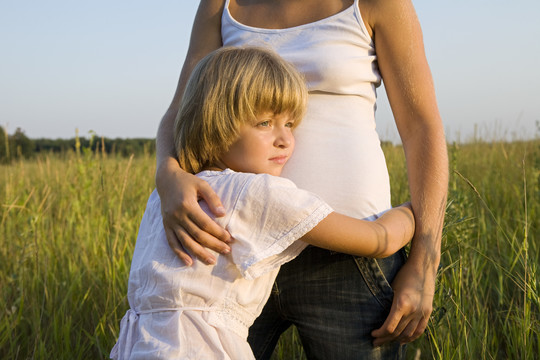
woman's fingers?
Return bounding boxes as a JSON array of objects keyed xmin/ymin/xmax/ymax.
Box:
[
  {"xmin": 157, "ymin": 168, "xmax": 232, "ymax": 264},
  {"xmin": 371, "ymin": 303, "xmax": 408, "ymax": 347},
  {"xmin": 164, "ymin": 227, "xmax": 193, "ymax": 266},
  {"xmin": 184, "ymin": 210, "xmax": 231, "ymax": 253},
  {"xmin": 198, "ymin": 180, "xmax": 227, "ymax": 218},
  {"xmin": 371, "ymin": 262, "xmax": 434, "ymax": 346},
  {"xmin": 371, "ymin": 308, "xmax": 424, "ymax": 346},
  {"xmin": 186, "ymin": 177, "xmax": 232, "ymax": 246},
  {"xmin": 372, "ymin": 303, "xmax": 402, "ymax": 338},
  {"xmin": 188, "ymin": 196, "xmax": 232, "ymax": 246},
  {"xmin": 398, "ymin": 317, "xmax": 424, "ymax": 344},
  {"xmin": 175, "ymin": 226, "xmax": 218, "ymax": 265},
  {"xmin": 162, "ymin": 202, "xmax": 231, "ymax": 265}
]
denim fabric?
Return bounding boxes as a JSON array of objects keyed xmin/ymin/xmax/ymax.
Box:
[{"xmin": 248, "ymin": 246, "xmax": 407, "ymax": 360}]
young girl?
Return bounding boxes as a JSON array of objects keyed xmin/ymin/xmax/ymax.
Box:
[{"xmin": 110, "ymin": 47, "xmax": 415, "ymax": 360}]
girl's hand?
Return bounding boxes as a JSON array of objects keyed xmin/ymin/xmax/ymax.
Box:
[{"xmin": 156, "ymin": 159, "xmax": 232, "ymax": 266}]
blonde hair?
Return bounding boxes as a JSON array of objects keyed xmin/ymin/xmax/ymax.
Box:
[{"xmin": 174, "ymin": 47, "xmax": 307, "ymax": 174}]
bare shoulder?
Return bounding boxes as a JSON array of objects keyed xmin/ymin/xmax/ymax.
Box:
[
  {"xmin": 193, "ymin": 0, "xmax": 226, "ymax": 28},
  {"xmin": 186, "ymin": 0, "xmax": 226, "ymax": 60},
  {"xmin": 199, "ymin": 0, "xmax": 226, "ymax": 13},
  {"xmin": 166, "ymin": 0, "xmax": 226, "ymax": 109},
  {"xmin": 357, "ymin": 0, "xmax": 418, "ymax": 37}
]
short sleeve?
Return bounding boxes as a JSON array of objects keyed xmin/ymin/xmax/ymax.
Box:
[{"xmin": 226, "ymin": 174, "xmax": 333, "ymax": 280}]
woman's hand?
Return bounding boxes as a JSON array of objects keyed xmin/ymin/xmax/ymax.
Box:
[
  {"xmin": 156, "ymin": 158, "xmax": 232, "ymax": 266},
  {"xmin": 154, "ymin": 0, "xmax": 226, "ymax": 266},
  {"xmin": 152, "ymin": 0, "xmax": 226, "ymax": 266},
  {"xmin": 371, "ymin": 260, "xmax": 435, "ymax": 346}
]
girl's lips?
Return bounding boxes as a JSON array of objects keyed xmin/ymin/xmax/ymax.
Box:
[{"xmin": 269, "ymin": 155, "xmax": 288, "ymax": 164}]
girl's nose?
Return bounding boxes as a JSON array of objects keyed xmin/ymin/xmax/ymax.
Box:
[{"xmin": 275, "ymin": 127, "xmax": 293, "ymax": 148}]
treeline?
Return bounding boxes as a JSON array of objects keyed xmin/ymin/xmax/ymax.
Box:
[{"xmin": 0, "ymin": 127, "xmax": 155, "ymax": 163}]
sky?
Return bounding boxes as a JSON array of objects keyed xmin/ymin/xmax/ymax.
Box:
[{"xmin": 1, "ymin": 0, "xmax": 539, "ymax": 143}]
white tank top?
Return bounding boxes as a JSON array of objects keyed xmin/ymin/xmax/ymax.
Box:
[{"xmin": 222, "ymin": 0, "xmax": 391, "ymax": 218}]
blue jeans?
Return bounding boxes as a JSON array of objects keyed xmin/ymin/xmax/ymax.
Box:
[{"xmin": 248, "ymin": 246, "xmax": 407, "ymax": 360}]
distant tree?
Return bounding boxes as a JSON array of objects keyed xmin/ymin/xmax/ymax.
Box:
[
  {"xmin": 0, "ymin": 126, "xmax": 7, "ymax": 162},
  {"xmin": 4, "ymin": 129, "xmax": 156, "ymax": 159},
  {"xmin": 10, "ymin": 128, "xmax": 34, "ymax": 159}
]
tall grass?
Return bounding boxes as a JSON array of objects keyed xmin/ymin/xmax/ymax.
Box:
[
  {"xmin": 0, "ymin": 139, "xmax": 538, "ymax": 359},
  {"xmin": 426, "ymin": 140, "xmax": 539, "ymax": 359},
  {"xmin": 0, "ymin": 149, "xmax": 155, "ymax": 358}
]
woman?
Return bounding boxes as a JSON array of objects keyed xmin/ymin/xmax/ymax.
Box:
[{"xmin": 154, "ymin": 0, "xmax": 448, "ymax": 358}]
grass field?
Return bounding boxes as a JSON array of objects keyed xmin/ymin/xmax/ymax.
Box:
[{"xmin": 1, "ymin": 139, "xmax": 538, "ymax": 359}]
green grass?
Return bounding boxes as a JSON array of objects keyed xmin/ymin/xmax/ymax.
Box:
[{"xmin": 1, "ymin": 139, "xmax": 538, "ymax": 359}]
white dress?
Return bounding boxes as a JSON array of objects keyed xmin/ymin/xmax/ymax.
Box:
[
  {"xmin": 110, "ymin": 169, "xmax": 333, "ymax": 359},
  {"xmin": 222, "ymin": 0, "xmax": 391, "ymax": 219}
]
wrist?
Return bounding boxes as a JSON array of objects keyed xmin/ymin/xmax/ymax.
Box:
[
  {"xmin": 407, "ymin": 238, "xmax": 441, "ymax": 278},
  {"xmin": 155, "ymin": 156, "xmax": 183, "ymax": 191},
  {"xmin": 157, "ymin": 155, "xmax": 180, "ymax": 172}
]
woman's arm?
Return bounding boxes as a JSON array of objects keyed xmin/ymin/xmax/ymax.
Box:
[
  {"xmin": 361, "ymin": 0, "xmax": 449, "ymax": 346},
  {"xmin": 155, "ymin": 0, "xmax": 231, "ymax": 266},
  {"xmin": 302, "ymin": 204, "xmax": 415, "ymax": 258}
]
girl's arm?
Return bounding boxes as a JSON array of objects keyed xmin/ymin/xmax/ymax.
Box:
[
  {"xmin": 360, "ymin": 0, "xmax": 448, "ymax": 346},
  {"xmin": 155, "ymin": 0, "xmax": 231, "ymax": 266},
  {"xmin": 302, "ymin": 204, "xmax": 415, "ymax": 258}
]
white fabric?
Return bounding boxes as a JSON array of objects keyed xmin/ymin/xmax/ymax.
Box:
[
  {"xmin": 111, "ymin": 169, "xmax": 333, "ymax": 359},
  {"xmin": 222, "ymin": 0, "xmax": 391, "ymax": 219}
]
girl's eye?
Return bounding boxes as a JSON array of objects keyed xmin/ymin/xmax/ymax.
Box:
[
  {"xmin": 257, "ymin": 121, "xmax": 270, "ymax": 127},
  {"xmin": 285, "ymin": 121, "xmax": 295, "ymax": 128}
]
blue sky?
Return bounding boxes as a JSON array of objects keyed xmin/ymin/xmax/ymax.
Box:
[{"xmin": 1, "ymin": 0, "xmax": 539, "ymax": 143}]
